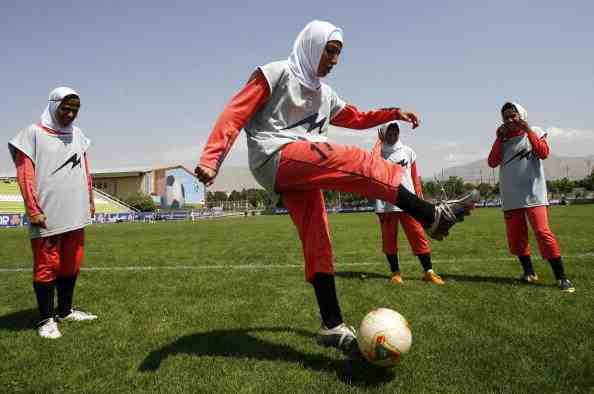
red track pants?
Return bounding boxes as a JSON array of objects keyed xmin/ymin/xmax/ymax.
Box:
[
  {"xmin": 276, "ymin": 140, "xmax": 404, "ymax": 281},
  {"xmin": 377, "ymin": 212, "xmax": 431, "ymax": 256},
  {"xmin": 504, "ymin": 206, "xmax": 560, "ymax": 260},
  {"xmin": 30, "ymin": 228, "xmax": 85, "ymax": 283}
]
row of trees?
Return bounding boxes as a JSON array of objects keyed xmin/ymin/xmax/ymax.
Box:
[
  {"xmin": 205, "ymin": 189, "xmax": 271, "ymax": 209},
  {"xmin": 421, "ymin": 172, "xmax": 594, "ymax": 200},
  {"xmin": 206, "ymin": 172, "xmax": 594, "ymax": 209},
  {"xmin": 123, "ymin": 171, "xmax": 594, "ymax": 211},
  {"xmin": 547, "ymin": 173, "xmax": 594, "ymax": 196}
]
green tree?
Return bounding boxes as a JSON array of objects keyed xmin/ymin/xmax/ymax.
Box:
[
  {"xmin": 338, "ymin": 192, "xmax": 370, "ymax": 207},
  {"xmin": 463, "ymin": 182, "xmax": 476, "ymax": 192},
  {"xmin": 444, "ymin": 176, "xmax": 465, "ymax": 197},
  {"xmin": 246, "ymin": 188, "xmax": 264, "ymax": 208},
  {"xmin": 557, "ymin": 177, "xmax": 574, "ymax": 195},
  {"xmin": 125, "ymin": 192, "xmax": 156, "ymax": 212},
  {"xmin": 582, "ymin": 172, "xmax": 594, "ymax": 191},
  {"xmin": 492, "ymin": 182, "xmax": 500, "ymax": 196},
  {"xmin": 546, "ymin": 180, "xmax": 558, "ymax": 197},
  {"xmin": 477, "ymin": 183, "xmax": 492, "ymax": 198},
  {"xmin": 205, "ymin": 191, "xmax": 229, "ymax": 208},
  {"xmin": 213, "ymin": 191, "xmax": 228, "ymax": 202},
  {"xmin": 422, "ymin": 180, "xmax": 439, "ymax": 198},
  {"xmin": 228, "ymin": 190, "xmax": 242, "ymax": 201},
  {"xmin": 256, "ymin": 189, "xmax": 273, "ymax": 208}
]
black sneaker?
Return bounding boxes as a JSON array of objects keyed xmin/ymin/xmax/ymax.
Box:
[
  {"xmin": 426, "ymin": 190, "xmax": 480, "ymax": 240},
  {"xmin": 559, "ymin": 279, "xmax": 575, "ymax": 293}
]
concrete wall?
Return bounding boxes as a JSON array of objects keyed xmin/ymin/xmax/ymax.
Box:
[{"xmin": 93, "ymin": 175, "xmax": 145, "ymax": 200}]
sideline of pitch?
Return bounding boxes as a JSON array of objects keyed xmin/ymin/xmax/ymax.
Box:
[{"xmin": 1, "ymin": 252, "xmax": 593, "ymax": 273}]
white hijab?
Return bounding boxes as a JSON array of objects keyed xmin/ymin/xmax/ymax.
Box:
[
  {"xmin": 40, "ymin": 86, "xmax": 79, "ymax": 133},
  {"xmin": 379, "ymin": 121, "xmax": 403, "ymax": 149},
  {"xmin": 288, "ymin": 20, "xmax": 343, "ymax": 91},
  {"xmin": 503, "ymin": 101, "xmax": 528, "ymax": 121}
]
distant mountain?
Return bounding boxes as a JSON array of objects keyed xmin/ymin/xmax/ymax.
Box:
[
  {"xmin": 209, "ymin": 166, "xmax": 261, "ymax": 192},
  {"xmin": 209, "ymin": 155, "xmax": 594, "ymax": 193},
  {"xmin": 436, "ymin": 154, "xmax": 594, "ymax": 184}
]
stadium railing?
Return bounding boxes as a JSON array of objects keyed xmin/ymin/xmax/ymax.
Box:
[{"xmin": 93, "ymin": 188, "xmax": 138, "ymax": 212}]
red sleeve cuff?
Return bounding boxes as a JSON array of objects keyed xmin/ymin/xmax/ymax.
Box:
[
  {"xmin": 198, "ymin": 160, "xmax": 218, "ymax": 172},
  {"xmin": 330, "ymin": 105, "xmax": 400, "ymax": 130}
]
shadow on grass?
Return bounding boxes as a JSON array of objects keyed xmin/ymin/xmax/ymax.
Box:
[
  {"xmin": 441, "ymin": 273, "xmax": 554, "ymax": 287},
  {"xmin": 335, "ymin": 271, "xmax": 390, "ymax": 280},
  {"xmin": 139, "ymin": 326, "xmax": 395, "ymax": 387},
  {"xmin": 0, "ymin": 308, "xmax": 38, "ymax": 331}
]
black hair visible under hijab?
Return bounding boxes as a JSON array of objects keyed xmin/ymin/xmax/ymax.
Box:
[
  {"xmin": 501, "ymin": 102, "xmax": 517, "ymax": 115},
  {"xmin": 387, "ymin": 122, "xmax": 400, "ymax": 133}
]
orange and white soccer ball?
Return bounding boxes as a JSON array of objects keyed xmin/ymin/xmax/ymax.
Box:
[{"xmin": 358, "ymin": 308, "xmax": 412, "ymax": 367}]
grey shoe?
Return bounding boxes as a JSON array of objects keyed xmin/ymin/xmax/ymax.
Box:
[
  {"xmin": 519, "ymin": 273, "xmax": 539, "ymax": 283},
  {"xmin": 426, "ymin": 190, "xmax": 480, "ymax": 240},
  {"xmin": 559, "ymin": 279, "xmax": 575, "ymax": 293},
  {"xmin": 316, "ymin": 323, "xmax": 363, "ymax": 359},
  {"xmin": 60, "ymin": 309, "xmax": 98, "ymax": 321}
]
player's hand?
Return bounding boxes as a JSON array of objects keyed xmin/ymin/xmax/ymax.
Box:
[
  {"xmin": 496, "ymin": 124, "xmax": 508, "ymax": 140},
  {"xmin": 516, "ymin": 119, "xmax": 531, "ymax": 132},
  {"xmin": 397, "ymin": 110, "xmax": 420, "ymax": 129},
  {"xmin": 377, "ymin": 128, "xmax": 386, "ymax": 141},
  {"xmin": 194, "ymin": 164, "xmax": 216, "ymax": 186},
  {"xmin": 29, "ymin": 213, "xmax": 47, "ymax": 228}
]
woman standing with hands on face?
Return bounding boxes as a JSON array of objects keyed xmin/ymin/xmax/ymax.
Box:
[{"xmin": 488, "ymin": 102, "xmax": 575, "ymax": 293}]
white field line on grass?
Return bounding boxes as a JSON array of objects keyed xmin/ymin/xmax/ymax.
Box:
[{"xmin": 1, "ymin": 253, "xmax": 593, "ymax": 273}]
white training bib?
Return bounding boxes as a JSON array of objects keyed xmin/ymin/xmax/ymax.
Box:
[
  {"xmin": 9, "ymin": 124, "xmax": 91, "ymax": 238},
  {"xmin": 499, "ymin": 132, "xmax": 548, "ymax": 211},
  {"xmin": 375, "ymin": 141, "xmax": 417, "ymax": 213},
  {"xmin": 244, "ymin": 60, "xmax": 346, "ymax": 199}
]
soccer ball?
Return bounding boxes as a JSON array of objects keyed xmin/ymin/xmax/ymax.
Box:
[{"xmin": 358, "ymin": 308, "xmax": 412, "ymax": 367}]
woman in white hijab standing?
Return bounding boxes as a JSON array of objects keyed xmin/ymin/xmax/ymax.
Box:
[
  {"xmin": 9, "ymin": 87, "xmax": 98, "ymax": 339},
  {"xmin": 488, "ymin": 102, "xmax": 575, "ymax": 292},
  {"xmin": 372, "ymin": 121, "xmax": 445, "ymax": 286},
  {"xmin": 195, "ymin": 21, "xmax": 478, "ymax": 357}
]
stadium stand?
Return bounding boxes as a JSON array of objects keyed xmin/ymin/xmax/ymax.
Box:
[
  {"xmin": 0, "ymin": 180, "xmax": 133, "ymax": 214},
  {"xmin": 93, "ymin": 188, "xmax": 136, "ymax": 213},
  {"xmin": 0, "ymin": 181, "xmax": 25, "ymax": 213}
]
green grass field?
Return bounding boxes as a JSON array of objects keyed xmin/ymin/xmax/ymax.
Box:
[{"xmin": 1, "ymin": 206, "xmax": 593, "ymax": 393}]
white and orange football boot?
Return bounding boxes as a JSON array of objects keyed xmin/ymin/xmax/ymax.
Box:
[
  {"xmin": 390, "ymin": 271, "xmax": 404, "ymax": 285},
  {"xmin": 423, "ymin": 270, "xmax": 445, "ymax": 285}
]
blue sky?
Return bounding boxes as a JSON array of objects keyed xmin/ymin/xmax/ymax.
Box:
[{"xmin": 2, "ymin": 0, "xmax": 593, "ymax": 179}]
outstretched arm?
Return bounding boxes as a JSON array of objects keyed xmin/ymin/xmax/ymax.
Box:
[
  {"xmin": 195, "ymin": 70, "xmax": 270, "ymax": 185},
  {"xmin": 330, "ymin": 105, "xmax": 420, "ymax": 130}
]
